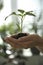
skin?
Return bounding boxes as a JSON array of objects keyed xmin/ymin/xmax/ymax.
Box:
[{"xmin": 4, "ymin": 34, "xmax": 43, "ymax": 52}]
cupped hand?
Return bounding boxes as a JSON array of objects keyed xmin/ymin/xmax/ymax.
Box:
[{"xmin": 4, "ymin": 33, "xmax": 43, "ymax": 52}]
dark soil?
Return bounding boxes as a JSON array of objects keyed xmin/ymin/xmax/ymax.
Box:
[{"xmin": 11, "ymin": 33, "xmax": 27, "ymax": 39}]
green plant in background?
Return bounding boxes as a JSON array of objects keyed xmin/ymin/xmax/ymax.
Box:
[
  {"xmin": 5, "ymin": 9, "xmax": 35, "ymax": 33},
  {"xmin": 6, "ymin": 22, "xmax": 17, "ymax": 34},
  {"xmin": 0, "ymin": 0, "xmax": 3, "ymax": 10},
  {"xmin": 0, "ymin": 25, "xmax": 7, "ymax": 39},
  {"xmin": 0, "ymin": 23, "xmax": 16, "ymax": 55},
  {"xmin": 0, "ymin": 22, "xmax": 16, "ymax": 54},
  {"xmin": 0, "ymin": 25, "xmax": 8, "ymax": 55},
  {"xmin": 29, "ymin": 17, "xmax": 38, "ymax": 34},
  {"xmin": 0, "ymin": 23, "xmax": 16, "ymax": 65},
  {"xmin": 29, "ymin": 10, "xmax": 42, "ymax": 34}
]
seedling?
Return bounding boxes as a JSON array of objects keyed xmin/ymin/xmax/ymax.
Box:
[{"xmin": 5, "ymin": 9, "xmax": 35, "ymax": 33}]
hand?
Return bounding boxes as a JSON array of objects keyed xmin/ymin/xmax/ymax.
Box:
[
  {"xmin": 4, "ymin": 33, "xmax": 29, "ymax": 48},
  {"xmin": 4, "ymin": 33, "xmax": 43, "ymax": 52}
]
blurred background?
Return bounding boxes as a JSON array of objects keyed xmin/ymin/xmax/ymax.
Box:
[{"xmin": 0, "ymin": 0, "xmax": 43, "ymax": 65}]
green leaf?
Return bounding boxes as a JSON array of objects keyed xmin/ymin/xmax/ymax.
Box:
[
  {"xmin": 17, "ymin": 14, "xmax": 22, "ymax": 16},
  {"xmin": 5, "ymin": 12, "xmax": 16, "ymax": 20},
  {"xmin": 25, "ymin": 12, "xmax": 36, "ymax": 16},
  {"xmin": 11, "ymin": 12, "xmax": 16, "ymax": 15},
  {"xmin": 18, "ymin": 9, "xmax": 25, "ymax": 14}
]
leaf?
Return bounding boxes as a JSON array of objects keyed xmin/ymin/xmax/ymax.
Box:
[
  {"xmin": 11, "ymin": 12, "xmax": 16, "ymax": 15},
  {"xmin": 18, "ymin": 9, "xmax": 25, "ymax": 14},
  {"xmin": 25, "ymin": 12, "xmax": 36, "ymax": 16},
  {"xmin": 28, "ymin": 11, "xmax": 33, "ymax": 12},
  {"xmin": 5, "ymin": 12, "xmax": 16, "ymax": 20},
  {"xmin": 17, "ymin": 14, "xmax": 22, "ymax": 16}
]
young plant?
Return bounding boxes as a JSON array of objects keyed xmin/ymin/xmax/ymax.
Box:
[{"xmin": 5, "ymin": 9, "xmax": 35, "ymax": 33}]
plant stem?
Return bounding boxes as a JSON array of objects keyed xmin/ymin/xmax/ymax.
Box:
[{"xmin": 21, "ymin": 17, "xmax": 23, "ymax": 32}]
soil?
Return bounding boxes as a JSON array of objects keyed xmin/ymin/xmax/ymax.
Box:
[{"xmin": 12, "ymin": 33, "xmax": 27, "ymax": 39}]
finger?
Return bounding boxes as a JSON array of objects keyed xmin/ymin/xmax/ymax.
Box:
[{"xmin": 4, "ymin": 37, "xmax": 17, "ymax": 43}]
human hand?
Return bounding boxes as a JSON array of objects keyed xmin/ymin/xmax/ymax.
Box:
[
  {"xmin": 4, "ymin": 33, "xmax": 28, "ymax": 48},
  {"xmin": 4, "ymin": 33, "xmax": 43, "ymax": 52}
]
